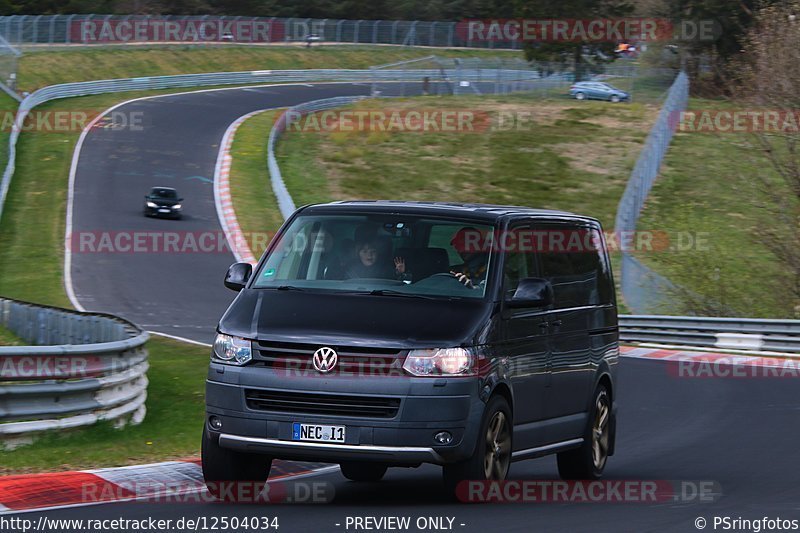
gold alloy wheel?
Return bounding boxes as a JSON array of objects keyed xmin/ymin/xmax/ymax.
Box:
[
  {"xmin": 592, "ymin": 393, "xmax": 611, "ymax": 471},
  {"xmin": 483, "ymin": 411, "xmax": 511, "ymax": 480}
]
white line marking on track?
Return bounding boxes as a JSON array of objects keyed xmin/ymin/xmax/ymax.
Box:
[
  {"xmin": 213, "ymin": 109, "xmax": 272, "ymax": 265},
  {"xmin": 146, "ymin": 330, "xmax": 212, "ymax": 347},
  {"xmin": 63, "ymin": 81, "xmax": 365, "ymax": 325}
]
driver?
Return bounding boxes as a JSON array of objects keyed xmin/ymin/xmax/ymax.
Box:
[{"xmin": 449, "ymin": 227, "xmax": 490, "ymax": 289}]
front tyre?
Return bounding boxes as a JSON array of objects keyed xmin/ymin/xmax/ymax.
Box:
[
  {"xmin": 442, "ymin": 395, "xmax": 512, "ymax": 495},
  {"xmin": 201, "ymin": 427, "xmax": 273, "ymax": 502},
  {"xmin": 557, "ymin": 385, "xmax": 612, "ymax": 479},
  {"xmin": 610, "ymin": 94, "xmax": 621, "ymax": 103},
  {"xmin": 340, "ymin": 462, "xmax": 388, "ymax": 482}
]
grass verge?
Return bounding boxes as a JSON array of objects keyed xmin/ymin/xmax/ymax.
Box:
[
  {"xmin": 276, "ymin": 94, "xmax": 657, "ymax": 231},
  {"xmin": 0, "ymin": 324, "xmax": 24, "ymax": 346},
  {"xmin": 228, "ymin": 110, "xmax": 285, "ymax": 257},
  {"xmin": 227, "ymin": 95, "xmax": 658, "ymax": 313},
  {"xmin": 0, "ymin": 89, "xmax": 221, "ymax": 472},
  {"xmin": 18, "ymin": 45, "xmax": 522, "ymax": 92},
  {"xmin": 635, "ymin": 98, "xmax": 794, "ymax": 317}
]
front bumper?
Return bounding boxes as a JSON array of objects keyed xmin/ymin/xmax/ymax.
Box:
[
  {"xmin": 205, "ymin": 363, "xmax": 486, "ymax": 465},
  {"xmin": 218, "ymin": 434, "xmax": 447, "ymax": 463},
  {"xmin": 144, "ymin": 205, "xmax": 181, "ymax": 217}
]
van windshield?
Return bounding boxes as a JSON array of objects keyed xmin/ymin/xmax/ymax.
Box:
[{"xmin": 253, "ymin": 214, "xmax": 495, "ymax": 299}]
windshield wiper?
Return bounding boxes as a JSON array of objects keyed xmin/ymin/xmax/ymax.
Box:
[
  {"xmin": 275, "ymin": 285, "xmax": 305, "ymax": 291},
  {"xmin": 368, "ymin": 289, "xmax": 435, "ymax": 300}
]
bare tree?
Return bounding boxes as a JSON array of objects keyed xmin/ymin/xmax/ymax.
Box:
[{"xmin": 735, "ymin": 2, "xmax": 800, "ymax": 316}]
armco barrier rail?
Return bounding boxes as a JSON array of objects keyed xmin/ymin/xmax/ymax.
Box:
[
  {"xmin": 619, "ymin": 315, "xmax": 800, "ymax": 354},
  {"xmin": 268, "ymin": 95, "xmax": 370, "ymax": 219},
  {"xmin": 0, "ymin": 297, "xmax": 149, "ymax": 447}
]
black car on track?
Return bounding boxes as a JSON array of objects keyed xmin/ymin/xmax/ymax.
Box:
[{"xmin": 144, "ymin": 187, "xmax": 183, "ymax": 219}]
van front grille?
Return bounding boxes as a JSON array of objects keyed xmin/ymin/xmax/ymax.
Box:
[
  {"xmin": 253, "ymin": 340, "xmax": 404, "ymax": 376},
  {"xmin": 244, "ymin": 389, "xmax": 401, "ymax": 418}
]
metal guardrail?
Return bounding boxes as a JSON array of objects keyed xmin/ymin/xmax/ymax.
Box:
[
  {"xmin": 619, "ymin": 315, "xmax": 800, "ymax": 354},
  {"xmin": 0, "ymin": 297, "xmax": 149, "ymax": 447},
  {"xmin": 268, "ymin": 95, "xmax": 370, "ymax": 219}
]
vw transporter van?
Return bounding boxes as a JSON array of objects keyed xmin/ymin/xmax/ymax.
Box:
[{"xmin": 202, "ymin": 201, "xmax": 619, "ymax": 496}]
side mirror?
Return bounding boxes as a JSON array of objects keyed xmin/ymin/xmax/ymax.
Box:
[
  {"xmin": 507, "ymin": 277, "xmax": 553, "ymax": 308},
  {"xmin": 178, "ymin": 197, "xmax": 184, "ymax": 202},
  {"xmin": 224, "ymin": 262, "xmax": 252, "ymax": 292}
]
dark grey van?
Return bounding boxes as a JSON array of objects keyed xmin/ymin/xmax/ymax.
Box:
[{"xmin": 202, "ymin": 201, "xmax": 618, "ymax": 496}]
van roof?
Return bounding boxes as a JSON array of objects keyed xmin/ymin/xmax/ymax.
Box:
[{"xmin": 302, "ymin": 200, "xmax": 600, "ymax": 225}]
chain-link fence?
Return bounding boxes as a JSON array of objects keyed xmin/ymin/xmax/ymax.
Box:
[
  {"xmin": 614, "ymin": 71, "xmax": 688, "ymax": 314},
  {"xmin": 0, "ymin": 34, "xmax": 20, "ymax": 100},
  {"xmin": 368, "ymin": 55, "xmax": 675, "ymax": 99},
  {"xmin": 0, "ymin": 15, "xmax": 526, "ymax": 48}
]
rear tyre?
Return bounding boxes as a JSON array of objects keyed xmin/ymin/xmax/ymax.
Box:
[
  {"xmin": 575, "ymin": 92, "xmax": 586, "ymax": 101},
  {"xmin": 339, "ymin": 462, "xmax": 388, "ymax": 482},
  {"xmin": 442, "ymin": 395, "xmax": 512, "ymax": 496},
  {"xmin": 201, "ymin": 427, "xmax": 273, "ymax": 502},
  {"xmin": 557, "ymin": 385, "xmax": 611, "ymax": 480}
]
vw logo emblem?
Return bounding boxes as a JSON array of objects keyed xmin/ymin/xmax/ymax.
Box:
[{"xmin": 312, "ymin": 347, "xmax": 338, "ymax": 373}]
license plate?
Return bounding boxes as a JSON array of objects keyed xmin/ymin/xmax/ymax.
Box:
[
  {"xmin": 292, "ymin": 422, "xmax": 345, "ymax": 443},
  {"xmin": 158, "ymin": 208, "xmax": 170, "ymax": 213}
]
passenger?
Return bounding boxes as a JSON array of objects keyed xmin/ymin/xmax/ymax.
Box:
[
  {"xmin": 344, "ymin": 238, "xmax": 395, "ymax": 279},
  {"xmin": 449, "ymin": 227, "xmax": 490, "ymax": 289}
]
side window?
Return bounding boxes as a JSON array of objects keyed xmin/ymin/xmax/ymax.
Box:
[
  {"xmin": 428, "ymin": 224, "xmax": 460, "ymax": 266},
  {"xmin": 535, "ymin": 224, "xmax": 609, "ymax": 309},
  {"xmin": 502, "ymin": 224, "xmax": 535, "ymax": 299}
]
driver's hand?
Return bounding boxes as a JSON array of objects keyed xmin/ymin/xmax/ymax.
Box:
[
  {"xmin": 394, "ymin": 257, "xmax": 406, "ymax": 274},
  {"xmin": 450, "ymin": 270, "xmax": 474, "ymax": 289}
]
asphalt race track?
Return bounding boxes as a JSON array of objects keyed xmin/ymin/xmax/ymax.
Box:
[
  {"xmin": 60, "ymin": 83, "xmax": 800, "ymax": 532},
  {"xmin": 68, "ymin": 80, "xmax": 490, "ymax": 343},
  {"xmin": 22, "ymin": 359, "xmax": 800, "ymax": 532},
  {"xmin": 68, "ymin": 82, "xmax": 386, "ymax": 343}
]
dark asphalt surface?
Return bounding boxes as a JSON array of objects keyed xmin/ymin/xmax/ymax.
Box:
[
  {"xmin": 18, "ymin": 359, "xmax": 800, "ymax": 532},
  {"xmin": 69, "ymin": 82, "xmax": 380, "ymax": 343},
  {"xmin": 60, "ymin": 83, "xmax": 800, "ymax": 532}
]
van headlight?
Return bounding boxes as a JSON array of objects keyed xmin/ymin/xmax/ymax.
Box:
[
  {"xmin": 212, "ymin": 333, "xmax": 252, "ymax": 365},
  {"xmin": 402, "ymin": 348, "xmax": 475, "ymax": 376},
  {"xmin": 146, "ymin": 201, "xmax": 157, "ymax": 208}
]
